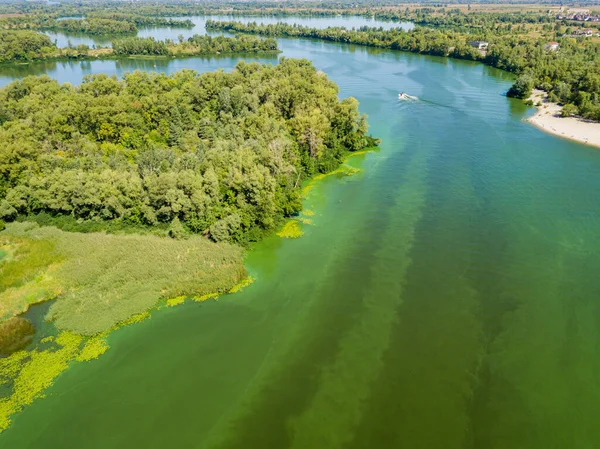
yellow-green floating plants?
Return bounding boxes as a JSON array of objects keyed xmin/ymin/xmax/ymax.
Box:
[
  {"xmin": 277, "ymin": 220, "xmax": 304, "ymax": 239},
  {"xmin": 193, "ymin": 292, "xmax": 220, "ymax": 302},
  {"xmin": 301, "ymin": 165, "xmax": 360, "ymax": 198},
  {"xmin": 228, "ymin": 276, "xmax": 256, "ymax": 294},
  {"xmin": 0, "ymin": 331, "xmax": 109, "ymax": 433},
  {"xmin": 166, "ymin": 296, "xmax": 186, "ymax": 308}
]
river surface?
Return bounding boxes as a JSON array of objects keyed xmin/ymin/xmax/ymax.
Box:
[
  {"xmin": 43, "ymin": 14, "xmax": 413, "ymax": 48},
  {"xmin": 2, "ymin": 16, "xmax": 600, "ymax": 449}
]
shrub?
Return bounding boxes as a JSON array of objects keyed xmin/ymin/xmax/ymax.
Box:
[{"xmin": 0, "ymin": 317, "xmax": 35, "ymax": 355}]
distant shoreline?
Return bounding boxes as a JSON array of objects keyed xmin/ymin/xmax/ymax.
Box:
[{"xmin": 526, "ymin": 89, "xmax": 600, "ymax": 149}]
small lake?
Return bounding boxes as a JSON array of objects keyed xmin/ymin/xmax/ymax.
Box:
[{"xmin": 2, "ymin": 14, "xmax": 600, "ymax": 449}]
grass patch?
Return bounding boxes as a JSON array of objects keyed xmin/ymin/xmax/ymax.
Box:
[
  {"xmin": 0, "ymin": 234, "xmax": 63, "ymax": 321},
  {"xmin": 1, "ymin": 222, "xmax": 246, "ymax": 335}
]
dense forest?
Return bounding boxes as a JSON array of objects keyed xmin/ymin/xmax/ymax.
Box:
[
  {"xmin": 0, "ymin": 30, "xmax": 56, "ymax": 63},
  {"xmin": 0, "ymin": 28, "xmax": 278, "ymax": 63},
  {"xmin": 55, "ymin": 18, "xmax": 138, "ymax": 35},
  {"xmin": 208, "ymin": 20, "xmax": 600, "ymax": 120},
  {"xmin": 0, "ymin": 59, "xmax": 377, "ymax": 244},
  {"xmin": 86, "ymin": 13, "xmax": 195, "ymax": 28},
  {"xmin": 112, "ymin": 35, "xmax": 279, "ymax": 57}
]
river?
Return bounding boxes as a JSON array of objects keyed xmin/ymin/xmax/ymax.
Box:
[
  {"xmin": 1, "ymin": 16, "xmax": 600, "ymax": 449},
  {"xmin": 42, "ymin": 15, "xmax": 413, "ymax": 48}
]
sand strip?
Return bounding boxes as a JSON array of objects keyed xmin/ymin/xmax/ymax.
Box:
[{"xmin": 525, "ymin": 89, "xmax": 600, "ymax": 149}]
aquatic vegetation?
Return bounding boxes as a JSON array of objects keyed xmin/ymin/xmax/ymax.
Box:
[
  {"xmin": 344, "ymin": 147, "xmax": 377, "ymax": 159},
  {"xmin": 76, "ymin": 337, "xmax": 109, "ymax": 362},
  {"xmin": 112, "ymin": 311, "xmax": 151, "ymax": 330},
  {"xmin": 289, "ymin": 151, "xmax": 430, "ymax": 449},
  {"xmin": 276, "ymin": 221, "xmax": 304, "ymax": 239},
  {"xmin": 300, "ymin": 218, "xmax": 313, "ymax": 225},
  {"xmin": 301, "ymin": 165, "xmax": 361, "ymax": 198},
  {"xmin": 0, "ymin": 317, "xmax": 35, "ymax": 356},
  {"xmin": 166, "ymin": 296, "xmax": 186, "ymax": 308},
  {"xmin": 228, "ymin": 276, "xmax": 256, "ymax": 294},
  {"xmin": 193, "ymin": 292, "xmax": 220, "ymax": 302},
  {"xmin": 0, "ymin": 330, "xmax": 109, "ymax": 433},
  {"xmin": 1, "ymin": 222, "xmax": 245, "ymax": 335},
  {"xmin": 303, "ymin": 209, "xmax": 316, "ymax": 217}
]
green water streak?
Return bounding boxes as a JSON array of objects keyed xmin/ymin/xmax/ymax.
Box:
[{"xmin": 289, "ymin": 149, "xmax": 428, "ymax": 449}]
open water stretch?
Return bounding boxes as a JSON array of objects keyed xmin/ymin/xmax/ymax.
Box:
[{"xmin": 1, "ymin": 17, "xmax": 600, "ymax": 449}]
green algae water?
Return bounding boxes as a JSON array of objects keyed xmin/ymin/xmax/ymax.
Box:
[{"xmin": 2, "ymin": 19, "xmax": 600, "ymax": 449}]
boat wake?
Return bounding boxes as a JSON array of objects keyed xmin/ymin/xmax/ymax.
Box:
[{"xmin": 398, "ymin": 93, "xmax": 419, "ymax": 101}]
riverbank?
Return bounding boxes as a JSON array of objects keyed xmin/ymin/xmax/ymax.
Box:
[{"xmin": 526, "ymin": 90, "xmax": 600, "ymax": 149}]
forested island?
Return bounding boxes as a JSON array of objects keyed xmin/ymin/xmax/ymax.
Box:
[
  {"xmin": 112, "ymin": 35, "xmax": 278, "ymax": 57},
  {"xmin": 86, "ymin": 12, "xmax": 195, "ymax": 28},
  {"xmin": 0, "ymin": 29, "xmax": 279, "ymax": 62},
  {"xmin": 0, "ymin": 59, "xmax": 377, "ymax": 244},
  {"xmin": 54, "ymin": 18, "xmax": 137, "ymax": 35}
]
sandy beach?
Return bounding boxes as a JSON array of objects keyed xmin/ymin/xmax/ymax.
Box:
[{"xmin": 526, "ymin": 90, "xmax": 600, "ymax": 149}]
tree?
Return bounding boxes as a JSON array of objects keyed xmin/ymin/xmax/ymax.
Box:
[
  {"xmin": 168, "ymin": 216, "xmax": 187, "ymax": 239},
  {"xmin": 561, "ymin": 103, "xmax": 578, "ymax": 117},
  {"xmin": 507, "ymin": 74, "xmax": 534, "ymax": 99}
]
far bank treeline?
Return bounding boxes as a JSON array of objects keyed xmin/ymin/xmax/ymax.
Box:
[
  {"xmin": 1, "ymin": 14, "xmax": 195, "ymax": 34},
  {"xmin": 0, "ymin": 29, "xmax": 278, "ymax": 62},
  {"xmin": 207, "ymin": 20, "xmax": 600, "ymax": 121},
  {"xmin": 0, "ymin": 59, "xmax": 378, "ymax": 244}
]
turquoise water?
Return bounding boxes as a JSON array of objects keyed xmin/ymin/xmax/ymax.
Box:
[{"xmin": 2, "ymin": 17, "xmax": 600, "ymax": 449}]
